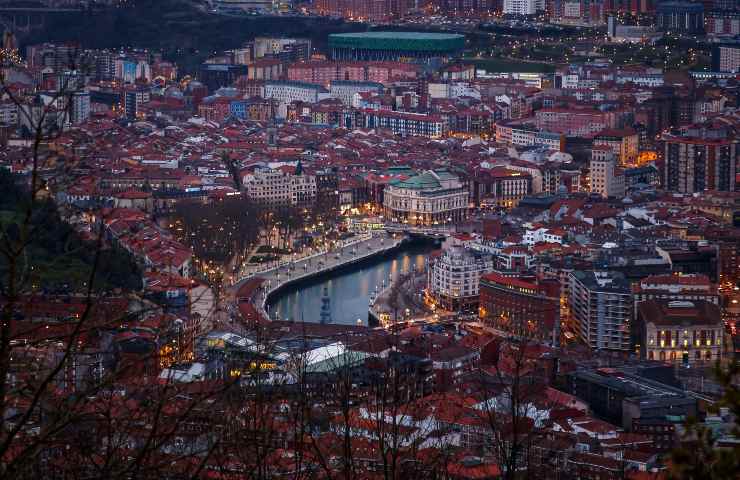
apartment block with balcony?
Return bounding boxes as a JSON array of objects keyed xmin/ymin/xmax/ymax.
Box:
[
  {"xmin": 427, "ymin": 246, "xmax": 493, "ymax": 312},
  {"xmin": 569, "ymin": 270, "xmax": 632, "ymax": 352}
]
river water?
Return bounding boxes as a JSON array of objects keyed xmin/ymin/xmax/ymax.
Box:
[{"xmin": 267, "ymin": 243, "xmax": 435, "ymax": 325}]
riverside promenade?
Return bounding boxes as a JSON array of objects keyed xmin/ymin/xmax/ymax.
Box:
[
  {"xmin": 231, "ymin": 231, "xmax": 407, "ymax": 322},
  {"xmin": 369, "ymin": 269, "xmax": 430, "ymax": 327}
]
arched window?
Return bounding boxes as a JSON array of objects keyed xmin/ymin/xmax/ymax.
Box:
[{"xmin": 659, "ymin": 351, "xmax": 666, "ymax": 361}]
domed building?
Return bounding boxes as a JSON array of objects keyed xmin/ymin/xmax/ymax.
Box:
[{"xmin": 382, "ymin": 169, "xmax": 468, "ymax": 226}]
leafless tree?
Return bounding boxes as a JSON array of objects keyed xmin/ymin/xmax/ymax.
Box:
[
  {"xmin": 473, "ymin": 319, "xmax": 557, "ymax": 480},
  {"xmin": 0, "ymin": 45, "xmax": 242, "ymax": 480}
]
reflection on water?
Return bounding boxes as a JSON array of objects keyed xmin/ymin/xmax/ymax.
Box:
[{"xmin": 268, "ymin": 245, "xmax": 431, "ymax": 325}]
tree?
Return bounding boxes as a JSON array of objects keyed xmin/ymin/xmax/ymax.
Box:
[
  {"xmin": 669, "ymin": 361, "xmax": 740, "ymax": 480},
  {"xmin": 222, "ymin": 151, "xmax": 242, "ymax": 190},
  {"xmin": 473, "ymin": 307, "xmax": 560, "ymax": 480},
  {"xmin": 273, "ymin": 206, "xmax": 304, "ymax": 252},
  {"xmin": 0, "ymin": 47, "xmax": 236, "ymax": 480}
]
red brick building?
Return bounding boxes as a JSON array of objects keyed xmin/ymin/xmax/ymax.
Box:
[
  {"xmin": 287, "ymin": 61, "xmax": 419, "ymax": 86},
  {"xmin": 535, "ymin": 108, "xmax": 616, "ymax": 137},
  {"xmin": 479, "ymin": 273, "xmax": 559, "ymax": 341}
]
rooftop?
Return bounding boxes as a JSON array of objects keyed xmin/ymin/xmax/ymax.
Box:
[
  {"xmin": 637, "ymin": 299, "xmax": 722, "ymax": 328},
  {"xmin": 329, "ymin": 31, "xmax": 464, "ymax": 41},
  {"xmin": 328, "ymin": 32, "xmax": 465, "ymax": 53},
  {"xmin": 572, "ymin": 270, "xmax": 631, "ymax": 293},
  {"xmin": 391, "ymin": 169, "xmax": 459, "ymax": 190}
]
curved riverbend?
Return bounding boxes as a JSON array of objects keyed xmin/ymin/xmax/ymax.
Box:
[{"xmin": 266, "ymin": 240, "xmax": 438, "ymax": 325}]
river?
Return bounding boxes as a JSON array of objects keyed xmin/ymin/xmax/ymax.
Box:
[{"xmin": 267, "ymin": 243, "xmax": 436, "ymax": 325}]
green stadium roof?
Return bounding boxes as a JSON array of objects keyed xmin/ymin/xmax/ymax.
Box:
[{"xmin": 328, "ymin": 32, "xmax": 465, "ymax": 53}]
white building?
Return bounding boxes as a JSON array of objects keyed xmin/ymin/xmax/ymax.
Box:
[
  {"xmin": 523, "ymin": 227, "xmax": 565, "ymax": 246},
  {"xmin": 428, "ymin": 82, "xmax": 451, "ymax": 99},
  {"xmin": 615, "ymin": 70, "xmax": 664, "ymax": 87},
  {"xmin": 242, "ymin": 165, "xmax": 316, "ymax": 207},
  {"xmin": 0, "ymin": 101, "xmax": 18, "ymax": 126},
  {"xmin": 503, "ymin": 0, "xmax": 542, "ymax": 15},
  {"xmin": 590, "ymin": 148, "xmax": 625, "ymax": 198},
  {"xmin": 715, "ymin": 44, "xmax": 740, "ymax": 73},
  {"xmin": 427, "ymin": 82, "xmax": 481, "ymax": 100},
  {"xmin": 427, "ymin": 245, "xmax": 494, "ymax": 312},
  {"xmin": 264, "ymin": 80, "xmax": 325, "ymax": 106},
  {"xmin": 70, "ymin": 91, "xmax": 91, "ymax": 125},
  {"xmin": 330, "ymin": 80, "xmax": 384, "ymax": 106},
  {"xmin": 450, "ymin": 83, "xmax": 481, "ymax": 100},
  {"xmin": 383, "ymin": 169, "xmax": 468, "ymax": 225}
]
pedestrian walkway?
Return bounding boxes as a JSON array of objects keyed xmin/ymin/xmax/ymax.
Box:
[
  {"xmin": 370, "ymin": 269, "xmax": 429, "ymax": 326},
  {"xmin": 231, "ymin": 232, "xmax": 407, "ymax": 321},
  {"xmin": 235, "ymin": 231, "xmax": 375, "ymax": 281}
]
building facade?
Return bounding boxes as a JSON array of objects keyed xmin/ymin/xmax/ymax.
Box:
[
  {"xmin": 590, "ymin": 148, "xmax": 625, "ymax": 198},
  {"xmin": 535, "ymin": 108, "xmax": 614, "ymax": 137},
  {"xmin": 569, "ymin": 270, "xmax": 632, "ymax": 352},
  {"xmin": 593, "ymin": 128, "xmax": 639, "ymax": 166},
  {"xmin": 469, "ymin": 167, "xmax": 532, "ymax": 208},
  {"xmin": 199, "ymin": 64, "xmax": 249, "ymax": 92},
  {"xmin": 636, "ymin": 300, "xmax": 724, "ymax": 365},
  {"xmin": 632, "ymin": 273, "xmax": 720, "ymax": 320},
  {"xmin": 264, "ymin": 81, "xmax": 325, "ymax": 112},
  {"xmin": 503, "ymin": 0, "xmax": 543, "ymax": 15},
  {"xmin": 662, "ymin": 124, "xmax": 738, "ymax": 193},
  {"xmin": 242, "ymin": 167, "xmax": 317, "ymax": 207},
  {"xmin": 711, "ymin": 44, "xmax": 740, "ymax": 73},
  {"xmin": 655, "ymin": 1, "xmax": 704, "ymax": 34},
  {"xmin": 362, "ymin": 110, "xmax": 447, "ymax": 139},
  {"xmin": 313, "ymin": 0, "xmax": 411, "ymax": 23},
  {"xmin": 706, "ymin": 11, "xmax": 740, "ymax": 38},
  {"xmin": 427, "ymin": 246, "xmax": 494, "ymax": 312},
  {"xmin": 122, "ymin": 87, "xmax": 151, "ymax": 120},
  {"xmin": 330, "ymin": 80, "xmax": 384, "ymax": 107},
  {"xmin": 383, "ymin": 169, "xmax": 468, "ymax": 225},
  {"xmin": 70, "ymin": 90, "xmax": 91, "ymax": 125},
  {"xmin": 479, "ymin": 273, "xmax": 559, "ymax": 341}
]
